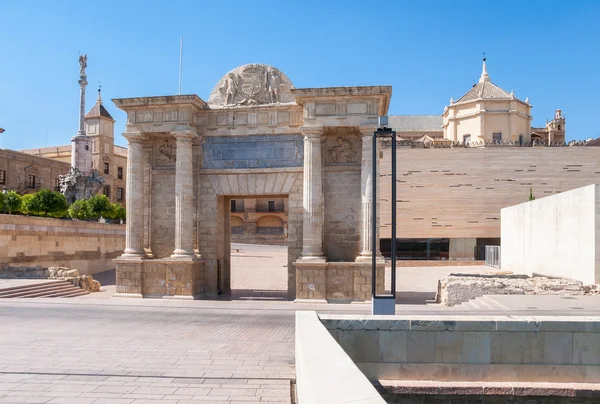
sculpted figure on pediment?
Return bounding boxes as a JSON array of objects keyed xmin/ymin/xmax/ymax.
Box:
[
  {"xmin": 327, "ymin": 136, "xmax": 358, "ymax": 164},
  {"xmin": 208, "ymin": 64, "xmax": 294, "ymax": 107},
  {"xmin": 156, "ymin": 138, "xmax": 176, "ymax": 168}
]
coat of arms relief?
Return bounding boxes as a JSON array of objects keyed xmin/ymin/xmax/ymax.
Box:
[{"xmin": 209, "ymin": 64, "xmax": 294, "ymax": 107}]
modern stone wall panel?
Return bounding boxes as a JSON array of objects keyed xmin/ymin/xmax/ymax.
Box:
[{"xmin": 380, "ymin": 147, "xmax": 600, "ymax": 239}]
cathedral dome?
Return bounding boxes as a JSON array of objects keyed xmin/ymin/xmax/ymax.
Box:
[
  {"xmin": 455, "ymin": 59, "xmax": 521, "ymax": 103},
  {"xmin": 208, "ymin": 64, "xmax": 294, "ymax": 107}
]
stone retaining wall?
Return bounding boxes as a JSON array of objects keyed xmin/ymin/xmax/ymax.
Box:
[
  {"xmin": 0, "ymin": 214, "xmax": 125, "ymax": 275},
  {"xmin": 321, "ymin": 314, "xmax": 600, "ymax": 383}
]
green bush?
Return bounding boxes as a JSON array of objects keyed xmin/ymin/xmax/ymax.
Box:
[
  {"xmin": 4, "ymin": 191, "xmax": 22, "ymax": 214},
  {"xmin": 21, "ymin": 189, "xmax": 69, "ymax": 217},
  {"xmin": 114, "ymin": 204, "xmax": 126, "ymax": 221},
  {"xmin": 0, "ymin": 192, "xmax": 4, "ymax": 213},
  {"xmin": 68, "ymin": 199, "xmax": 89, "ymax": 220},
  {"xmin": 86, "ymin": 194, "xmax": 112, "ymax": 220}
]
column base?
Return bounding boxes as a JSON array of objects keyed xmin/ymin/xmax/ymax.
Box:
[
  {"xmin": 372, "ymin": 297, "xmax": 396, "ymax": 315},
  {"xmin": 355, "ymin": 253, "xmax": 386, "ymax": 263},
  {"xmin": 170, "ymin": 251, "xmax": 196, "ymax": 260},
  {"xmin": 298, "ymin": 254, "xmax": 327, "ymax": 263},
  {"xmin": 119, "ymin": 251, "xmax": 146, "ymax": 259},
  {"xmin": 293, "ymin": 298, "xmax": 328, "ymax": 304}
]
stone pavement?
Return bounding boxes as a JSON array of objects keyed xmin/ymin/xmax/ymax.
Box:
[
  {"xmin": 1, "ymin": 244, "xmax": 599, "ymax": 403},
  {"xmin": 0, "ymin": 300, "xmax": 294, "ymax": 404}
]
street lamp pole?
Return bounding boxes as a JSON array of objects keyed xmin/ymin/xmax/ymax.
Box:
[{"xmin": 372, "ymin": 116, "xmax": 397, "ymax": 315}]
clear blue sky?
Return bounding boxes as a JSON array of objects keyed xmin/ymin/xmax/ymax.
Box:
[{"xmin": 1, "ymin": 0, "xmax": 599, "ymax": 149}]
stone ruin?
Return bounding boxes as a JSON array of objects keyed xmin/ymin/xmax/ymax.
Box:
[
  {"xmin": 437, "ymin": 272, "xmax": 600, "ymax": 306},
  {"xmin": 0, "ymin": 264, "xmax": 101, "ymax": 292}
]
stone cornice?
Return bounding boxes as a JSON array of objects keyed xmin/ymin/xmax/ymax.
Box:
[
  {"xmin": 112, "ymin": 95, "xmax": 208, "ymax": 111},
  {"xmin": 292, "ymin": 86, "xmax": 392, "ymax": 115}
]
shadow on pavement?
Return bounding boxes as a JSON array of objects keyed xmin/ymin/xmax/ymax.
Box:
[{"xmin": 93, "ymin": 269, "xmax": 116, "ymax": 286}]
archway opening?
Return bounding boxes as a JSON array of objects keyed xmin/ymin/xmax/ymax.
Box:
[{"xmin": 225, "ymin": 196, "xmax": 289, "ymax": 300}]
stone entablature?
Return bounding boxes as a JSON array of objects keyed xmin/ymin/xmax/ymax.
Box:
[{"xmin": 112, "ymin": 63, "xmax": 391, "ymax": 300}]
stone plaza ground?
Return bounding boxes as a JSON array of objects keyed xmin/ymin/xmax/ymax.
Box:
[{"xmin": 1, "ymin": 244, "xmax": 600, "ymax": 403}]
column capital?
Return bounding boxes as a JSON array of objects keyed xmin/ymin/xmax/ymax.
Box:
[
  {"xmin": 123, "ymin": 132, "xmax": 144, "ymax": 144},
  {"xmin": 172, "ymin": 127, "xmax": 197, "ymax": 140},
  {"xmin": 358, "ymin": 126, "xmax": 378, "ymax": 137},
  {"xmin": 300, "ymin": 126, "xmax": 324, "ymax": 138}
]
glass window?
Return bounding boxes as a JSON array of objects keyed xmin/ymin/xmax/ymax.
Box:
[
  {"xmin": 116, "ymin": 187, "xmax": 124, "ymax": 201},
  {"xmin": 54, "ymin": 178, "xmax": 60, "ymax": 191},
  {"xmin": 117, "ymin": 167, "xmax": 123, "ymax": 180},
  {"xmin": 104, "ymin": 163, "xmax": 110, "ymax": 175},
  {"xmin": 28, "ymin": 175, "xmax": 36, "ymax": 189},
  {"xmin": 230, "ymin": 200, "xmax": 236, "ymax": 212},
  {"xmin": 0, "ymin": 170, "xmax": 5, "ymax": 185},
  {"xmin": 268, "ymin": 201, "xmax": 275, "ymax": 212},
  {"xmin": 104, "ymin": 185, "xmax": 111, "ymax": 198},
  {"xmin": 493, "ymin": 133, "xmax": 502, "ymax": 143}
]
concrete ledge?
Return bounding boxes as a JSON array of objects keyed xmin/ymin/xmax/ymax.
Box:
[{"xmin": 295, "ymin": 311, "xmax": 385, "ymax": 404}]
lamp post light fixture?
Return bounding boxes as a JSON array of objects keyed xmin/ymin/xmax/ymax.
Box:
[{"xmin": 372, "ymin": 116, "xmax": 397, "ymax": 315}]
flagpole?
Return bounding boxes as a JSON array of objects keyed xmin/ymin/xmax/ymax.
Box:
[{"xmin": 179, "ymin": 36, "xmax": 183, "ymax": 95}]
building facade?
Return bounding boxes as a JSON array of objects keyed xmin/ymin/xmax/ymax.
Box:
[
  {"xmin": 0, "ymin": 148, "xmax": 70, "ymax": 195},
  {"xmin": 230, "ymin": 197, "xmax": 288, "ymax": 245}
]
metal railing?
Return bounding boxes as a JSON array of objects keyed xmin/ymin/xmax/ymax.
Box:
[{"xmin": 485, "ymin": 245, "xmax": 501, "ymax": 268}]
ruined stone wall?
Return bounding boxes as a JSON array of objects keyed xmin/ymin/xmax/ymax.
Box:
[{"xmin": 0, "ymin": 214, "xmax": 124, "ymax": 275}]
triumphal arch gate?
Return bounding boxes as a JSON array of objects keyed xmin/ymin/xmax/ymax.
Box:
[{"xmin": 114, "ymin": 64, "xmax": 388, "ymax": 301}]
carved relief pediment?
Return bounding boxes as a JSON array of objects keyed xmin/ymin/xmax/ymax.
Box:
[
  {"xmin": 208, "ymin": 64, "xmax": 295, "ymax": 108},
  {"xmin": 324, "ymin": 135, "xmax": 360, "ymax": 165},
  {"xmin": 154, "ymin": 137, "xmax": 176, "ymax": 169}
]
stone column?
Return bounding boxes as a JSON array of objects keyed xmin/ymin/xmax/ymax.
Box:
[
  {"xmin": 299, "ymin": 126, "xmax": 325, "ymax": 262},
  {"xmin": 356, "ymin": 126, "xmax": 383, "ymax": 262},
  {"xmin": 122, "ymin": 133, "xmax": 145, "ymax": 257},
  {"xmin": 171, "ymin": 130, "xmax": 196, "ymax": 258}
]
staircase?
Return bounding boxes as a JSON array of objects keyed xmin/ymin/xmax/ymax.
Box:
[
  {"xmin": 0, "ymin": 280, "xmax": 90, "ymax": 298},
  {"xmin": 456, "ymin": 295, "xmax": 510, "ymax": 310}
]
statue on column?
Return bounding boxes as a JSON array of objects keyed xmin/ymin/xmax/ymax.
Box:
[{"xmin": 79, "ymin": 54, "xmax": 87, "ymax": 76}]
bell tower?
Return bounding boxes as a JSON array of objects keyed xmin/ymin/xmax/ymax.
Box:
[{"xmin": 546, "ymin": 109, "xmax": 566, "ymax": 143}]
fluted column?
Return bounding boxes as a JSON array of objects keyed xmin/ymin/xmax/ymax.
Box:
[
  {"xmin": 122, "ymin": 133, "xmax": 145, "ymax": 257},
  {"xmin": 356, "ymin": 126, "xmax": 383, "ymax": 262},
  {"xmin": 299, "ymin": 126, "xmax": 325, "ymax": 261},
  {"xmin": 171, "ymin": 130, "xmax": 196, "ymax": 258}
]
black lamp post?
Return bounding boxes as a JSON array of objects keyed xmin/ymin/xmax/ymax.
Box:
[{"xmin": 372, "ymin": 116, "xmax": 397, "ymax": 315}]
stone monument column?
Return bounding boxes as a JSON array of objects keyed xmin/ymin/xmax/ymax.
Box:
[
  {"xmin": 299, "ymin": 126, "xmax": 325, "ymax": 262},
  {"xmin": 171, "ymin": 129, "xmax": 196, "ymax": 258},
  {"xmin": 356, "ymin": 126, "xmax": 383, "ymax": 262},
  {"xmin": 122, "ymin": 133, "xmax": 146, "ymax": 257}
]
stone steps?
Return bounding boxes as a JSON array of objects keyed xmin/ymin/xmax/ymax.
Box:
[
  {"xmin": 458, "ymin": 295, "xmax": 511, "ymax": 310},
  {"xmin": 0, "ymin": 280, "xmax": 89, "ymax": 298}
]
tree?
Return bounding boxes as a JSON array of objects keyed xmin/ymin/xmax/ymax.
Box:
[
  {"xmin": 68, "ymin": 200, "xmax": 89, "ymax": 220},
  {"xmin": 4, "ymin": 191, "xmax": 22, "ymax": 214},
  {"xmin": 528, "ymin": 187, "xmax": 536, "ymax": 201},
  {"xmin": 86, "ymin": 194, "xmax": 112, "ymax": 220},
  {"xmin": 21, "ymin": 189, "xmax": 69, "ymax": 217},
  {"xmin": 0, "ymin": 192, "xmax": 4, "ymax": 213},
  {"xmin": 114, "ymin": 204, "xmax": 126, "ymax": 221}
]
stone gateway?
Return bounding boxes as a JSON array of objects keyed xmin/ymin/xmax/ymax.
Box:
[{"xmin": 113, "ymin": 64, "xmax": 387, "ymax": 301}]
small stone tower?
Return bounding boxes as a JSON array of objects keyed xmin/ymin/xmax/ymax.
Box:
[
  {"xmin": 546, "ymin": 109, "xmax": 566, "ymax": 143},
  {"xmin": 85, "ymin": 88, "xmax": 115, "ymax": 173},
  {"xmin": 71, "ymin": 54, "xmax": 92, "ymax": 173}
]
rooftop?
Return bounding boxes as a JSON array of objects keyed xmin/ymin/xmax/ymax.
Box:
[{"xmin": 389, "ymin": 115, "xmax": 443, "ymax": 132}]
